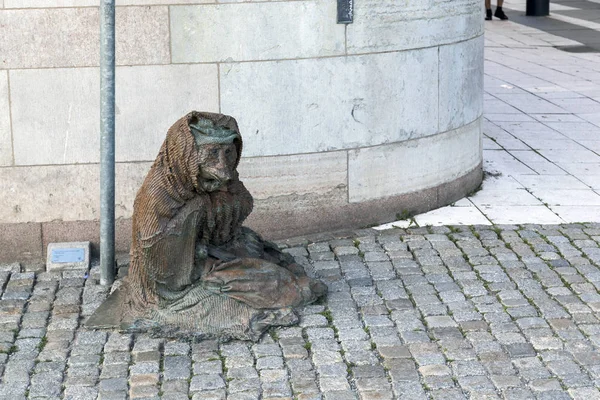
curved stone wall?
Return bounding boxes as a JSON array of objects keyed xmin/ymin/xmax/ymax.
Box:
[{"xmin": 0, "ymin": 0, "xmax": 483, "ymax": 261}]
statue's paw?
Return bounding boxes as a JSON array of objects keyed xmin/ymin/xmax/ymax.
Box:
[
  {"xmin": 310, "ymin": 279, "xmax": 328, "ymax": 299},
  {"xmin": 248, "ymin": 308, "xmax": 299, "ymax": 340},
  {"xmin": 274, "ymin": 308, "xmax": 300, "ymax": 326},
  {"xmin": 297, "ymin": 276, "xmax": 327, "ymax": 305},
  {"xmin": 284, "ymin": 262, "xmax": 307, "ymax": 277}
]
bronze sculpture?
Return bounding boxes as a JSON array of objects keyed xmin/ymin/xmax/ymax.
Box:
[{"xmin": 87, "ymin": 111, "xmax": 326, "ymax": 341}]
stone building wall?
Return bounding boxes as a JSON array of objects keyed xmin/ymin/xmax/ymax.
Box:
[{"xmin": 0, "ymin": 0, "xmax": 484, "ymax": 262}]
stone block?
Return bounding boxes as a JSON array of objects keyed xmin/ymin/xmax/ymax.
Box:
[
  {"xmin": 0, "ymin": 7, "xmax": 169, "ymax": 69},
  {"xmin": 170, "ymin": 1, "xmax": 344, "ymax": 63},
  {"xmin": 118, "ymin": 0, "xmax": 209, "ymax": 4},
  {"xmin": 0, "ymin": 71, "xmax": 11, "ymax": 166},
  {"xmin": 4, "ymin": 0, "xmax": 96, "ymax": 6},
  {"xmin": 0, "ymin": 163, "xmax": 149, "ymax": 223},
  {"xmin": 238, "ymin": 151, "xmax": 346, "ymax": 200},
  {"xmin": 348, "ymin": 118, "xmax": 481, "ymax": 202},
  {"xmin": 46, "ymin": 241, "xmax": 90, "ymax": 271},
  {"xmin": 0, "ymin": 223, "xmax": 42, "ymax": 263},
  {"xmin": 346, "ymin": 0, "xmax": 483, "ymax": 54},
  {"xmin": 244, "ymin": 186, "xmax": 349, "ymax": 239},
  {"xmin": 437, "ymin": 162, "xmax": 482, "ymax": 206},
  {"xmin": 10, "ymin": 65, "xmax": 218, "ymax": 165},
  {"xmin": 221, "ymin": 49, "xmax": 439, "ymax": 156},
  {"xmin": 251, "ymin": 185, "xmax": 436, "ymax": 240},
  {"xmin": 189, "ymin": 374, "xmax": 225, "ymax": 391},
  {"xmin": 11, "ymin": 67, "xmax": 99, "ymax": 165},
  {"xmin": 5, "ymin": 0, "xmax": 207, "ymax": 6},
  {"xmin": 439, "ymin": 36, "xmax": 484, "ymax": 132}
]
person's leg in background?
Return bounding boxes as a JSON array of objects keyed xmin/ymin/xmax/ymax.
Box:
[
  {"xmin": 485, "ymin": 0, "xmax": 493, "ymax": 20},
  {"xmin": 495, "ymin": 0, "xmax": 509, "ymax": 20},
  {"xmin": 485, "ymin": 0, "xmax": 509, "ymax": 20}
]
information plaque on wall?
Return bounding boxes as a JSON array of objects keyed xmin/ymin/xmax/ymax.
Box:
[
  {"xmin": 337, "ymin": 0, "xmax": 353, "ymax": 24},
  {"xmin": 51, "ymin": 248, "xmax": 85, "ymax": 263}
]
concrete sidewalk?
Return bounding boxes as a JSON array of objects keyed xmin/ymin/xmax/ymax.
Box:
[{"xmin": 379, "ymin": 0, "xmax": 600, "ymax": 229}]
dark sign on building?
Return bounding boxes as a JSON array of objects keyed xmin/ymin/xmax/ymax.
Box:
[{"xmin": 337, "ymin": 0, "xmax": 353, "ymax": 24}]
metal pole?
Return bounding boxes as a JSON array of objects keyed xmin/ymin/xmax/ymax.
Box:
[{"xmin": 100, "ymin": 0, "xmax": 116, "ymax": 286}]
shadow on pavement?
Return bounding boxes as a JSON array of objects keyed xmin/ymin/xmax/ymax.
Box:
[{"xmin": 501, "ymin": 1, "xmax": 600, "ymax": 52}]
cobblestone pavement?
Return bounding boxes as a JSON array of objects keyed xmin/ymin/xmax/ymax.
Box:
[{"xmin": 3, "ymin": 224, "xmax": 600, "ymax": 399}]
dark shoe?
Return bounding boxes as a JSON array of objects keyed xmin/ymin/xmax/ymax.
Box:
[
  {"xmin": 495, "ymin": 7, "xmax": 508, "ymax": 20},
  {"xmin": 485, "ymin": 8, "xmax": 493, "ymax": 20}
]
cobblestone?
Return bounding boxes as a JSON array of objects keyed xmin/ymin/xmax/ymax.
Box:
[{"xmin": 1, "ymin": 225, "xmax": 600, "ymax": 398}]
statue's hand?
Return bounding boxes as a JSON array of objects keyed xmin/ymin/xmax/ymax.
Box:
[
  {"xmin": 193, "ymin": 243, "xmax": 208, "ymax": 280},
  {"xmin": 195, "ymin": 243, "xmax": 208, "ymax": 261},
  {"xmin": 240, "ymin": 228, "xmax": 263, "ymax": 258},
  {"xmin": 207, "ymin": 245, "xmax": 237, "ymax": 262}
]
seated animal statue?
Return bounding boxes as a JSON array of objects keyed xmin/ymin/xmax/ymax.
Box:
[{"xmin": 87, "ymin": 111, "xmax": 327, "ymax": 341}]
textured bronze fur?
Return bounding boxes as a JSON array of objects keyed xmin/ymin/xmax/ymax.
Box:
[{"xmin": 86, "ymin": 111, "xmax": 326, "ymax": 340}]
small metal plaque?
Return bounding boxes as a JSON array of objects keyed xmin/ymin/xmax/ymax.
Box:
[
  {"xmin": 51, "ymin": 248, "xmax": 85, "ymax": 263},
  {"xmin": 337, "ymin": 0, "xmax": 353, "ymax": 24}
]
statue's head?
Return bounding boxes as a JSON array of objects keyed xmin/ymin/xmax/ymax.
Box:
[{"xmin": 189, "ymin": 116, "xmax": 241, "ymax": 192}]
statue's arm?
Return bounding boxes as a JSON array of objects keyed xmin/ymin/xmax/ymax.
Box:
[{"xmin": 227, "ymin": 179, "xmax": 254, "ymax": 223}]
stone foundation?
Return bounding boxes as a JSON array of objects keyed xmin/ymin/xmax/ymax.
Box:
[
  {"xmin": 0, "ymin": 162, "xmax": 482, "ymax": 263},
  {"xmin": 0, "ymin": 0, "xmax": 484, "ymax": 263}
]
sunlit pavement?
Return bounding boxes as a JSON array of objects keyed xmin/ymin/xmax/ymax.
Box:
[{"xmin": 379, "ymin": 0, "xmax": 600, "ymax": 230}]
